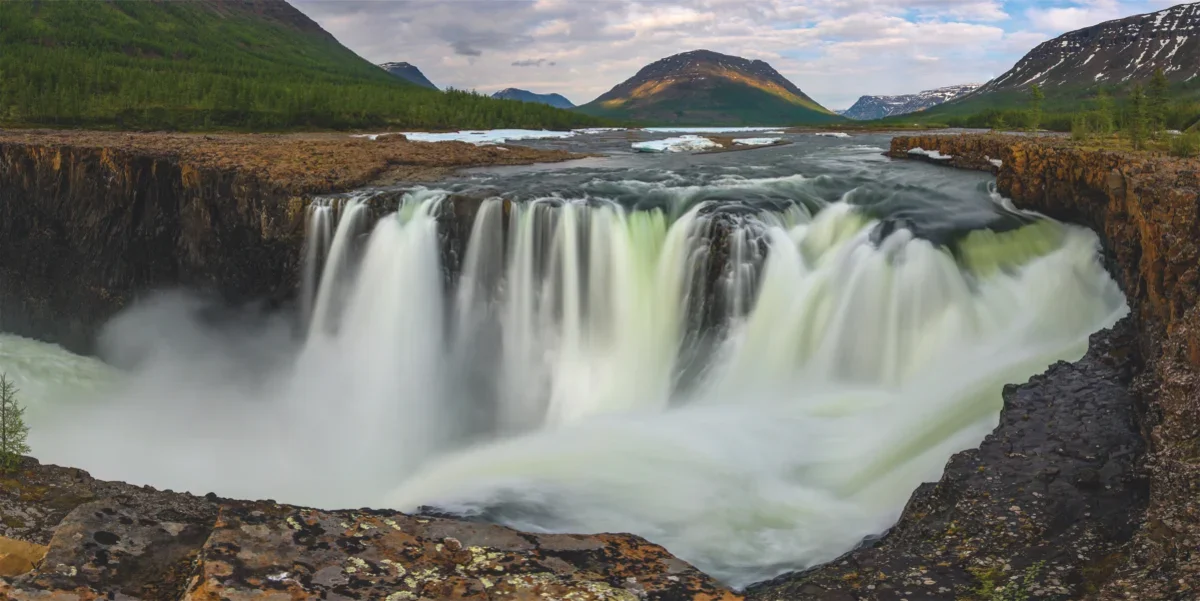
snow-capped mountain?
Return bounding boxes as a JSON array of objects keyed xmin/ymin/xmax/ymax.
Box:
[
  {"xmin": 979, "ymin": 2, "xmax": 1200, "ymax": 93},
  {"xmin": 842, "ymin": 84, "xmax": 981, "ymax": 120},
  {"xmin": 379, "ymin": 62, "xmax": 438, "ymax": 90}
]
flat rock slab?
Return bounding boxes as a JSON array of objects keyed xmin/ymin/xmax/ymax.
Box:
[{"xmin": 184, "ymin": 502, "xmax": 739, "ymax": 601}]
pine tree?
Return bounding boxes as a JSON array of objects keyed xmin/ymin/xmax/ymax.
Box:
[
  {"xmin": 1095, "ymin": 90, "xmax": 1115, "ymax": 135},
  {"xmin": 1128, "ymin": 84, "xmax": 1149, "ymax": 151},
  {"xmin": 0, "ymin": 374, "xmax": 30, "ymax": 474},
  {"xmin": 1029, "ymin": 84, "xmax": 1045, "ymax": 132},
  {"xmin": 1147, "ymin": 68, "xmax": 1170, "ymax": 135}
]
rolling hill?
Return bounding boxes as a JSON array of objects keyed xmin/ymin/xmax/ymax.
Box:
[
  {"xmin": 577, "ymin": 50, "xmax": 842, "ymax": 126},
  {"xmin": 0, "ymin": 0, "xmax": 602, "ymax": 131}
]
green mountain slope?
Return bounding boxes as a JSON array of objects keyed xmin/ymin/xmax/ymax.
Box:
[
  {"xmin": 578, "ymin": 50, "xmax": 842, "ymax": 126},
  {"xmin": 0, "ymin": 0, "xmax": 602, "ymax": 131}
]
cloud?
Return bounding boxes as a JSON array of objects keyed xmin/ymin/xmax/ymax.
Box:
[
  {"xmin": 292, "ymin": 0, "xmax": 1178, "ymax": 111},
  {"xmin": 1025, "ymin": 0, "xmax": 1122, "ymax": 32},
  {"xmin": 512, "ymin": 58, "xmax": 558, "ymax": 67},
  {"xmin": 452, "ymin": 41, "xmax": 483, "ymax": 57}
]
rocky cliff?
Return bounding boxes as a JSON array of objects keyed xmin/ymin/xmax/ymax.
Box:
[
  {"xmin": 760, "ymin": 133, "xmax": 1200, "ymax": 600},
  {"xmin": 0, "ymin": 131, "xmax": 577, "ymax": 354}
]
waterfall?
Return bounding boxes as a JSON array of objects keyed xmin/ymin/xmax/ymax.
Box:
[
  {"xmin": 291, "ymin": 194, "xmax": 1123, "ymax": 588},
  {"xmin": 25, "ymin": 178, "xmax": 1126, "ymax": 591}
]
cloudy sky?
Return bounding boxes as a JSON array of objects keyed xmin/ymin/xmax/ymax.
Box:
[{"xmin": 293, "ymin": 0, "xmax": 1186, "ymax": 109}]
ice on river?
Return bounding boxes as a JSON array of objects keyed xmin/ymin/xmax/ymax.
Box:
[{"xmin": 632, "ymin": 135, "xmax": 721, "ymax": 153}]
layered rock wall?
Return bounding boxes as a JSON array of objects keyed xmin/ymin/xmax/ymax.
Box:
[
  {"xmin": 0, "ymin": 143, "xmax": 308, "ymax": 353},
  {"xmin": 881, "ymin": 133, "xmax": 1200, "ymax": 600}
]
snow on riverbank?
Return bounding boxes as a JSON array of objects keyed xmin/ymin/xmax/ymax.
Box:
[
  {"xmin": 643, "ymin": 127, "xmax": 785, "ymax": 134},
  {"xmin": 733, "ymin": 137, "xmax": 782, "ymax": 146},
  {"xmin": 355, "ymin": 130, "xmax": 576, "ymax": 144}
]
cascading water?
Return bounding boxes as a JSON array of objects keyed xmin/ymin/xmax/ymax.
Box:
[{"xmin": 9, "ymin": 138, "xmax": 1128, "ymax": 589}]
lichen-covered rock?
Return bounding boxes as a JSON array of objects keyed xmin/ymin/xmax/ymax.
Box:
[
  {"xmin": 0, "ymin": 462, "xmax": 739, "ymax": 601},
  {"xmin": 183, "ymin": 502, "xmax": 739, "ymax": 601},
  {"xmin": 3, "ymin": 494, "xmax": 216, "ymax": 600}
]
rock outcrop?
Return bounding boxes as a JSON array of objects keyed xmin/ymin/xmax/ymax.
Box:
[
  {"xmin": 786, "ymin": 132, "xmax": 1200, "ymax": 601},
  {"xmin": 0, "ymin": 460, "xmax": 740, "ymax": 600}
]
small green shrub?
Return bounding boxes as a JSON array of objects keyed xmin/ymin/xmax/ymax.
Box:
[
  {"xmin": 0, "ymin": 373, "xmax": 30, "ymax": 474},
  {"xmin": 1169, "ymin": 131, "xmax": 1200, "ymax": 158}
]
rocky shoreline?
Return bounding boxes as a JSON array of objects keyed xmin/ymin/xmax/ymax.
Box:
[{"xmin": 1, "ymin": 132, "xmax": 1196, "ymax": 599}]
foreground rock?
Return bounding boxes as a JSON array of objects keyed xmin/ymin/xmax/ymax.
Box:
[
  {"xmin": 0, "ymin": 130, "xmax": 581, "ymax": 353},
  {"xmin": 0, "ymin": 461, "xmax": 740, "ymax": 600},
  {"xmin": 820, "ymin": 133, "xmax": 1200, "ymax": 600}
]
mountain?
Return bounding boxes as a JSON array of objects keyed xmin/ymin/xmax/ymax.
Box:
[
  {"xmin": 492, "ymin": 88, "xmax": 575, "ymax": 109},
  {"xmin": 978, "ymin": 3, "xmax": 1200, "ymax": 94},
  {"xmin": 0, "ymin": 0, "xmax": 602, "ymax": 131},
  {"xmin": 379, "ymin": 62, "xmax": 438, "ymax": 90},
  {"xmin": 577, "ymin": 50, "xmax": 841, "ymax": 125},
  {"xmin": 901, "ymin": 2, "xmax": 1200, "ymax": 128},
  {"xmin": 842, "ymin": 84, "xmax": 981, "ymax": 120}
]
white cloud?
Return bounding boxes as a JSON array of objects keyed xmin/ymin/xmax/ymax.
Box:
[{"xmin": 1025, "ymin": 0, "xmax": 1122, "ymax": 32}]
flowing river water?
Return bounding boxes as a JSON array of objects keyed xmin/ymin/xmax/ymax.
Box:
[{"xmin": 0, "ymin": 132, "xmax": 1127, "ymax": 588}]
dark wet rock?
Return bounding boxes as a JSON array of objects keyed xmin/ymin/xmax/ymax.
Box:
[{"xmin": 748, "ymin": 320, "xmax": 1148, "ymax": 600}]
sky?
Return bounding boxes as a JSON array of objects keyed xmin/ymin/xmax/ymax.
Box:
[{"xmin": 293, "ymin": 0, "xmax": 1189, "ymax": 110}]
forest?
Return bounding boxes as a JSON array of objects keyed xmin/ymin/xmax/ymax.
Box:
[{"xmin": 0, "ymin": 0, "xmax": 605, "ymax": 131}]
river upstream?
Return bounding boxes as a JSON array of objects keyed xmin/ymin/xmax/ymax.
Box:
[{"xmin": 0, "ymin": 130, "xmax": 1127, "ymax": 589}]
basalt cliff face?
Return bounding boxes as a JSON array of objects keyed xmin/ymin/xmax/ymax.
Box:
[
  {"xmin": 0, "ymin": 143, "xmax": 306, "ymax": 354},
  {"xmin": 0, "ymin": 131, "xmax": 577, "ymax": 354},
  {"xmin": 760, "ymin": 133, "xmax": 1199, "ymax": 601}
]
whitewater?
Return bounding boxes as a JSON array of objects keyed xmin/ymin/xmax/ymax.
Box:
[{"xmin": 0, "ymin": 134, "xmax": 1127, "ymax": 589}]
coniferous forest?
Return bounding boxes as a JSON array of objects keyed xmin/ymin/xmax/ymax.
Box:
[{"xmin": 0, "ymin": 0, "xmax": 605, "ymax": 131}]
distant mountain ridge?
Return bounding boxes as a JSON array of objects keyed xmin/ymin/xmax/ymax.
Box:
[
  {"xmin": 379, "ymin": 62, "xmax": 438, "ymax": 90},
  {"xmin": 979, "ymin": 3, "xmax": 1200, "ymax": 93},
  {"xmin": 492, "ymin": 88, "xmax": 575, "ymax": 109},
  {"xmin": 843, "ymin": 84, "xmax": 981, "ymax": 120},
  {"xmin": 577, "ymin": 49, "xmax": 841, "ymax": 125}
]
